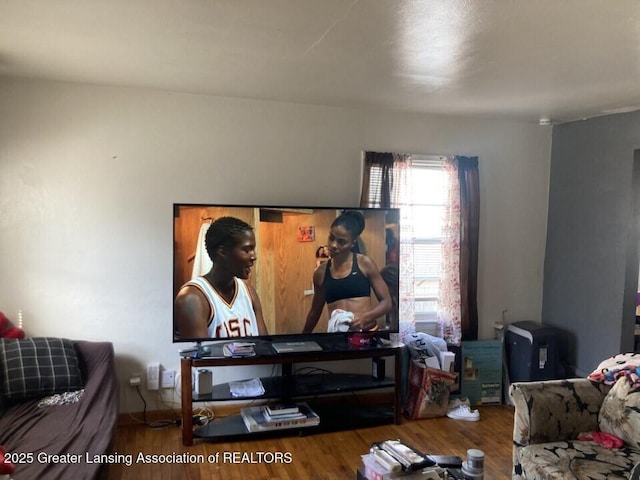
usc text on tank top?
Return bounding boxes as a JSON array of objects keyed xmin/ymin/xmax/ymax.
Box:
[
  {"xmin": 323, "ymin": 253, "xmax": 371, "ymax": 303},
  {"xmin": 187, "ymin": 276, "xmax": 259, "ymax": 338}
]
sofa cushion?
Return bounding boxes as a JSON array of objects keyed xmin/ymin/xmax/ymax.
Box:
[
  {"xmin": 0, "ymin": 337, "xmax": 83, "ymax": 400},
  {"xmin": 599, "ymin": 376, "xmax": 640, "ymax": 449},
  {"xmin": 517, "ymin": 440, "xmax": 640, "ymax": 480}
]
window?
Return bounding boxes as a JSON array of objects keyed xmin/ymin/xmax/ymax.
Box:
[
  {"xmin": 363, "ymin": 151, "xmax": 477, "ymax": 343},
  {"xmin": 364, "ymin": 154, "xmax": 447, "ymax": 335},
  {"xmin": 409, "ymin": 156, "xmax": 446, "ymax": 331}
]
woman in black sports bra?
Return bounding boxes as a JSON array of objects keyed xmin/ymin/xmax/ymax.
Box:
[{"xmin": 302, "ymin": 210, "xmax": 393, "ymax": 333}]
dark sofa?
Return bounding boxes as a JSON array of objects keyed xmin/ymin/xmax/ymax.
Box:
[{"xmin": 0, "ymin": 340, "xmax": 119, "ymax": 480}]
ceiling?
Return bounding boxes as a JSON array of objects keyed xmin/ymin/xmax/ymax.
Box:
[{"xmin": 2, "ymin": 0, "xmax": 640, "ymax": 124}]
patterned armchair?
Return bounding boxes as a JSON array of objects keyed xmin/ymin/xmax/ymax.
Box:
[{"xmin": 510, "ymin": 378, "xmax": 640, "ymax": 479}]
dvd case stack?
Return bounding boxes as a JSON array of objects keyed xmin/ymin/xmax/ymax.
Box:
[{"xmin": 223, "ymin": 342, "xmax": 256, "ymax": 357}]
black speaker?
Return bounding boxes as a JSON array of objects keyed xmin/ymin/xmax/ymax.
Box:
[{"xmin": 372, "ymin": 357, "xmax": 385, "ymax": 380}]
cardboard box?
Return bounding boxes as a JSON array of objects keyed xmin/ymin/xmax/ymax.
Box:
[{"xmin": 461, "ymin": 340, "xmax": 503, "ymax": 406}]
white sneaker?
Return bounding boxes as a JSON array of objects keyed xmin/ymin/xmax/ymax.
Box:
[
  {"xmin": 447, "ymin": 397, "xmax": 470, "ymax": 411},
  {"xmin": 446, "ymin": 404, "xmax": 480, "ymax": 421}
]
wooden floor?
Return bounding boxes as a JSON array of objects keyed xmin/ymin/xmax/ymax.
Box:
[{"xmin": 106, "ymin": 405, "xmax": 514, "ymax": 480}]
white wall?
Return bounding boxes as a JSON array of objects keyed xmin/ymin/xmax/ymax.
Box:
[{"xmin": 0, "ymin": 78, "xmax": 552, "ymax": 412}]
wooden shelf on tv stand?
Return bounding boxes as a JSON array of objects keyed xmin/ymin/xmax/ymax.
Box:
[{"xmin": 179, "ymin": 339, "xmax": 404, "ymax": 445}]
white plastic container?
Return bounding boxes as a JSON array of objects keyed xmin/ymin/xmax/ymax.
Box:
[
  {"xmin": 461, "ymin": 449, "xmax": 485, "ymax": 480},
  {"xmin": 466, "ymin": 449, "xmax": 484, "ymax": 471}
]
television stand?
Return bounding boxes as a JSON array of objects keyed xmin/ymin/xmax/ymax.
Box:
[{"xmin": 179, "ymin": 340, "xmax": 404, "ymax": 445}]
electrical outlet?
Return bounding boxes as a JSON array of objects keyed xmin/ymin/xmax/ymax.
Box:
[
  {"xmin": 129, "ymin": 375, "xmax": 141, "ymax": 387},
  {"xmin": 147, "ymin": 362, "xmax": 160, "ymax": 390},
  {"xmin": 161, "ymin": 370, "xmax": 175, "ymax": 388}
]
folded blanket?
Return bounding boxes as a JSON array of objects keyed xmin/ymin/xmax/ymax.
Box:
[
  {"xmin": 578, "ymin": 431, "xmax": 624, "ymax": 448},
  {"xmin": 588, "ymin": 353, "xmax": 640, "ymax": 389}
]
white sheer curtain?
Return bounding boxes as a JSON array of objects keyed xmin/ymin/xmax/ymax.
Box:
[
  {"xmin": 361, "ymin": 151, "xmax": 472, "ymax": 344},
  {"xmin": 438, "ymin": 157, "xmax": 462, "ymax": 345},
  {"xmin": 394, "ymin": 157, "xmax": 416, "ymax": 340}
]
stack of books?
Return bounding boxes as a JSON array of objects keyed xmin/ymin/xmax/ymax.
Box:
[
  {"xmin": 223, "ymin": 342, "xmax": 256, "ymax": 357},
  {"xmin": 240, "ymin": 402, "xmax": 319, "ymax": 432}
]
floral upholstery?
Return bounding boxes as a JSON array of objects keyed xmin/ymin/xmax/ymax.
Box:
[
  {"xmin": 599, "ymin": 373, "xmax": 640, "ymax": 449},
  {"xmin": 509, "ymin": 378, "xmax": 640, "ymax": 479},
  {"xmin": 516, "ymin": 440, "xmax": 640, "ymax": 479}
]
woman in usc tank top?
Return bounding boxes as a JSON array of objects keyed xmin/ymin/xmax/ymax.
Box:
[
  {"xmin": 302, "ymin": 210, "xmax": 392, "ymax": 334},
  {"xmin": 174, "ymin": 216, "xmax": 268, "ymax": 339}
]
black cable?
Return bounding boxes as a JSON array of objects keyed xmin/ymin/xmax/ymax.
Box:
[
  {"xmin": 148, "ymin": 419, "xmax": 178, "ymax": 429},
  {"xmin": 135, "ymin": 385, "xmax": 148, "ymax": 425},
  {"xmin": 132, "ymin": 380, "xmax": 188, "ymax": 429}
]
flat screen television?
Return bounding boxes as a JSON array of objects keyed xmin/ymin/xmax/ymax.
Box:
[{"xmin": 173, "ymin": 204, "xmax": 400, "ymax": 346}]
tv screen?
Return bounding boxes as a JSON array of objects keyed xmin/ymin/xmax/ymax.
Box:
[{"xmin": 173, "ymin": 204, "xmax": 400, "ymax": 343}]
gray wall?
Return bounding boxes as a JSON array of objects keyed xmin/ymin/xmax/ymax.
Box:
[{"xmin": 543, "ymin": 112, "xmax": 640, "ymax": 376}]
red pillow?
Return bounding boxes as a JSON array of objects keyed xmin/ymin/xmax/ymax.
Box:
[
  {"xmin": 0, "ymin": 446, "xmax": 15, "ymax": 475},
  {"xmin": 0, "ymin": 312, "xmax": 24, "ymax": 339},
  {"xmin": 3, "ymin": 327, "xmax": 24, "ymax": 339}
]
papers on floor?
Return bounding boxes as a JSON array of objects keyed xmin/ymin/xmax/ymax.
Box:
[
  {"xmin": 229, "ymin": 378, "xmax": 265, "ymax": 398},
  {"xmin": 361, "ymin": 440, "xmax": 445, "ymax": 480}
]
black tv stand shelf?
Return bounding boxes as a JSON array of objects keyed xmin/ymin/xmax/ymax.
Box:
[
  {"xmin": 180, "ymin": 341, "xmax": 403, "ymax": 445},
  {"xmin": 194, "ymin": 373, "xmax": 395, "ymax": 402}
]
